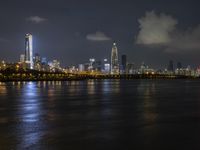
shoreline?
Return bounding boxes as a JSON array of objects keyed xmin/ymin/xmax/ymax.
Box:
[
  {"xmin": 0, "ymin": 71, "xmax": 199, "ymax": 82},
  {"xmin": 0, "ymin": 75, "xmax": 199, "ymax": 82}
]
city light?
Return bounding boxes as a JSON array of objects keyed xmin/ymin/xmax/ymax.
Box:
[{"xmin": 0, "ymin": 34, "xmax": 200, "ymax": 81}]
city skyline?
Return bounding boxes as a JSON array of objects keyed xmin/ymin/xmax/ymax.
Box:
[
  {"xmin": 1, "ymin": 33, "xmax": 199, "ymax": 72},
  {"xmin": 0, "ymin": 0, "xmax": 200, "ymax": 68},
  {"xmin": 1, "ymin": 1, "xmax": 200, "ymax": 149}
]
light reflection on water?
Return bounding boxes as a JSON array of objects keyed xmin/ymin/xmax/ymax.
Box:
[
  {"xmin": 137, "ymin": 82, "xmax": 158, "ymax": 124},
  {"xmin": 0, "ymin": 80, "xmax": 200, "ymax": 149},
  {"xmin": 87, "ymin": 80, "xmax": 96, "ymax": 95},
  {"xmin": 0, "ymin": 83, "xmax": 7, "ymax": 95},
  {"xmin": 16, "ymin": 82, "xmax": 44, "ymax": 149}
]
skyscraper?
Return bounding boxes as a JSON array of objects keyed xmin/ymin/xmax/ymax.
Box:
[
  {"xmin": 20, "ymin": 54, "xmax": 25, "ymax": 63},
  {"xmin": 177, "ymin": 62, "xmax": 182, "ymax": 69},
  {"xmin": 34, "ymin": 53, "xmax": 41, "ymax": 64},
  {"xmin": 25, "ymin": 33, "xmax": 33, "ymax": 69},
  {"xmin": 111, "ymin": 42, "xmax": 119, "ymax": 74},
  {"xmin": 126, "ymin": 63, "xmax": 135, "ymax": 74},
  {"xmin": 102, "ymin": 59, "xmax": 110, "ymax": 74},
  {"xmin": 168, "ymin": 60, "xmax": 174, "ymax": 72},
  {"xmin": 121, "ymin": 54, "xmax": 127, "ymax": 74}
]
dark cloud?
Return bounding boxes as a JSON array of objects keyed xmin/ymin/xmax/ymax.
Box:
[{"xmin": 166, "ymin": 25, "xmax": 200, "ymax": 52}]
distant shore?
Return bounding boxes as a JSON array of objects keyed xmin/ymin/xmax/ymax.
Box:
[{"xmin": 0, "ymin": 70, "xmax": 198, "ymax": 82}]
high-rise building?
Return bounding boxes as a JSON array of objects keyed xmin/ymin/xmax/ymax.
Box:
[
  {"xmin": 52, "ymin": 60, "xmax": 60, "ymax": 69},
  {"xmin": 121, "ymin": 54, "xmax": 127, "ymax": 74},
  {"xmin": 177, "ymin": 62, "xmax": 182, "ymax": 69},
  {"xmin": 102, "ymin": 59, "xmax": 110, "ymax": 74},
  {"xmin": 33, "ymin": 53, "xmax": 41, "ymax": 71},
  {"xmin": 41, "ymin": 57, "xmax": 47, "ymax": 64},
  {"xmin": 168, "ymin": 60, "xmax": 174, "ymax": 72},
  {"xmin": 111, "ymin": 42, "xmax": 119, "ymax": 74},
  {"xmin": 25, "ymin": 33, "xmax": 33, "ymax": 69},
  {"xmin": 89, "ymin": 58, "xmax": 95, "ymax": 71},
  {"xmin": 126, "ymin": 63, "xmax": 135, "ymax": 74},
  {"xmin": 20, "ymin": 54, "xmax": 25, "ymax": 63},
  {"xmin": 48, "ymin": 60, "xmax": 61, "ymax": 72},
  {"xmin": 78, "ymin": 64, "xmax": 85, "ymax": 72},
  {"xmin": 34, "ymin": 53, "xmax": 41, "ymax": 64}
]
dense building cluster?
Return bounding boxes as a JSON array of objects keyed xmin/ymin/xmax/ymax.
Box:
[{"xmin": 0, "ymin": 34, "xmax": 200, "ymax": 77}]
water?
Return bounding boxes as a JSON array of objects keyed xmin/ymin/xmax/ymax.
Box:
[{"xmin": 0, "ymin": 79, "xmax": 200, "ymax": 150}]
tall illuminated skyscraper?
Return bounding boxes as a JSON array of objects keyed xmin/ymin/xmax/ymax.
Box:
[
  {"xmin": 111, "ymin": 42, "xmax": 119, "ymax": 74},
  {"xmin": 25, "ymin": 33, "xmax": 33, "ymax": 69}
]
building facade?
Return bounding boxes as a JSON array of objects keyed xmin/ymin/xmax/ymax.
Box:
[
  {"xmin": 111, "ymin": 42, "xmax": 119, "ymax": 74},
  {"xmin": 25, "ymin": 33, "xmax": 33, "ymax": 69},
  {"xmin": 121, "ymin": 54, "xmax": 127, "ymax": 74}
]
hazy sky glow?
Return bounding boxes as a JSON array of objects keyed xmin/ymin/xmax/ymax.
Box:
[{"xmin": 0, "ymin": 0, "xmax": 200, "ymax": 68}]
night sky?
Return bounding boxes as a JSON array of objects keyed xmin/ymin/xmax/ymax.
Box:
[{"xmin": 0, "ymin": 0, "xmax": 200, "ymax": 68}]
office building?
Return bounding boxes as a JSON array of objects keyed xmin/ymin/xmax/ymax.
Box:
[
  {"xmin": 20, "ymin": 54, "xmax": 25, "ymax": 63},
  {"xmin": 111, "ymin": 42, "xmax": 119, "ymax": 74},
  {"xmin": 78, "ymin": 64, "xmax": 85, "ymax": 72},
  {"xmin": 25, "ymin": 33, "xmax": 33, "ymax": 69},
  {"xmin": 177, "ymin": 62, "xmax": 182, "ymax": 69},
  {"xmin": 168, "ymin": 60, "xmax": 174, "ymax": 72},
  {"xmin": 121, "ymin": 54, "xmax": 127, "ymax": 74}
]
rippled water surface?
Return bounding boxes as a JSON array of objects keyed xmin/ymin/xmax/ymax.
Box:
[{"xmin": 0, "ymin": 80, "xmax": 200, "ymax": 150}]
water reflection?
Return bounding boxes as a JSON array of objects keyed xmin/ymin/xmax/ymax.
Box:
[
  {"xmin": 137, "ymin": 81, "xmax": 158, "ymax": 123},
  {"xmin": 87, "ymin": 80, "xmax": 96, "ymax": 95},
  {"xmin": 16, "ymin": 82, "xmax": 45, "ymax": 149},
  {"xmin": 136, "ymin": 81, "xmax": 159, "ymax": 147},
  {"xmin": 110, "ymin": 79, "xmax": 120, "ymax": 93},
  {"xmin": 0, "ymin": 82, "xmax": 7, "ymax": 95},
  {"xmin": 1, "ymin": 80, "xmax": 200, "ymax": 149},
  {"xmin": 66, "ymin": 81, "xmax": 83, "ymax": 95}
]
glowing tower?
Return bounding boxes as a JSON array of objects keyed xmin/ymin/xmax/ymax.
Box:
[
  {"xmin": 25, "ymin": 33, "xmax": 33, "ymax": 69},
  {"xmin": 111, "ymin": 42, "xmax": 119, "ymax": 74}
]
